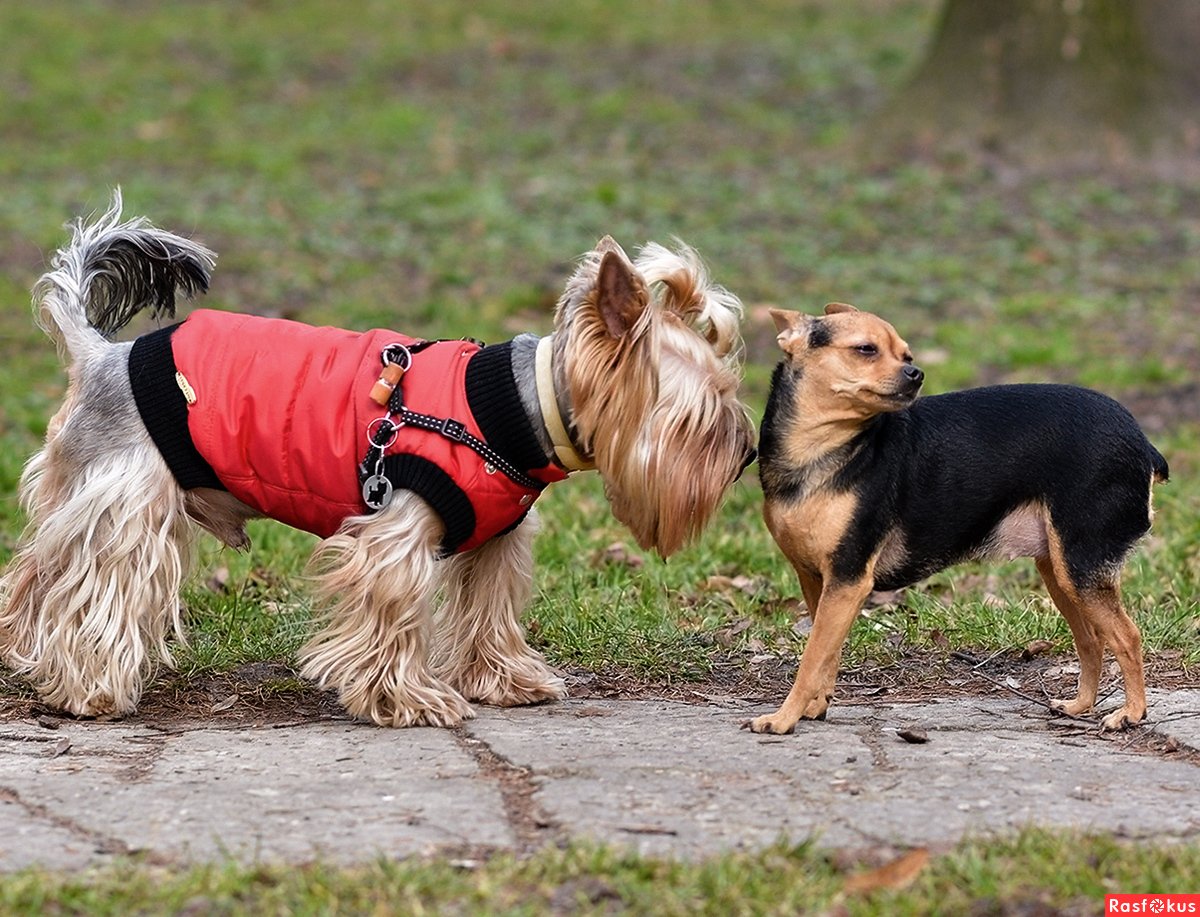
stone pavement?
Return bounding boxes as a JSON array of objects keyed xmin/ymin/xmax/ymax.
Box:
[{"xmin": 1, "ymin": 690, "xmax": 1197, "ymax": 871}]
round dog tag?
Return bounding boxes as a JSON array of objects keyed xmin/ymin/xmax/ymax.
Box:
[{"xmin": 362, "ymin": 474, "xmax": 394, "ymax": 510}]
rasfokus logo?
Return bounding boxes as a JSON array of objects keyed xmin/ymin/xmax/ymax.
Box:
[{"xmin": 1107, "ymin": 895, "xmax": 1200, "ymax": 914}]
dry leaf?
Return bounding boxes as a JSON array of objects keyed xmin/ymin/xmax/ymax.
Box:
[
  {"xmin": 843, "ymin": 848, "xmax": 930, "ymax": 895},
  {"xmin": 896, "ymin": 728, "xmax": 928, "ymax": 744},
  {"xmin": 599, "ymin": 542, "xmax": 643, "ymax": 569},
  {"xmin": 51, "ymin": 737, "xmax": 71, "ymax": 758},
  {"xmin": 714, "ymin": 619, "xmax": 753, "ymax": 647},
  {"xmin": 1022, "ymin": 639, "xmax": 1054, "ymax": 660},
  {"xmin": 729, "ymin": 575, "xmax": 760, "ymax": 594},
  {"xmin": 210, "ymin": 694, "xmax": 239, "ymax": 713}
]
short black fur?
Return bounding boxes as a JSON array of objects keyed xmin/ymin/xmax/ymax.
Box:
[
  {"xmin": 761, "ymin": 378, "xmax": 1167, "ymax": 592},
  {"xmin": 808, "ymin": 320, "xmax": 832, "ymax": 349}
]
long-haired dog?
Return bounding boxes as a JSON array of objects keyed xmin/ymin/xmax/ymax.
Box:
[
  {"xmin": 751, "ymin": 303, "xmax": 1167, "ymax": 736},
  {"xmin": 0, "ymin": 195, "xmax": 755, "ymax": 727}
]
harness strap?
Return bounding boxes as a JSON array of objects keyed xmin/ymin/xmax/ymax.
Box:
[
  {"xmin": 357, "ymin": 339, "xmax": 544, "ymax": 515},
  {"xmin": 388, "ymin": 408, "xmax": 545, "ymax": 491}
]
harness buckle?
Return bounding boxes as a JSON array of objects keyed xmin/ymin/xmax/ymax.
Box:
[{"xmin": 440, "ymin": 418, "xmax": 466, "ymax": 442}]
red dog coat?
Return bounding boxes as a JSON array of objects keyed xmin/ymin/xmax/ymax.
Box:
[{"xmin": 128, "ymin": 310, "xmax": 566, "ymax": 554}]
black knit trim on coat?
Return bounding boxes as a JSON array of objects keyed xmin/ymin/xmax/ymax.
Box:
[
  {"xmin": 464, "ymin": 341, "xmax": 549, "ymax": 475},
  {"xmin": 128, "ymin": 324, "xmax": 225, "ymax": 491},
  {"xmin": 381, "ymin": 454, "xmax": 475, "ymax": 556}
]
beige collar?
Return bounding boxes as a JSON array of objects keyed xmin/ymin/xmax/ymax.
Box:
[{"xmin": 535, "ymin": 335, "xmax": 595, "ymax": 472}]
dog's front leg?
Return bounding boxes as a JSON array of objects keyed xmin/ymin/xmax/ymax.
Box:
[
  {"xmin": 300, "ymin": 493, "xmax": 472, "ymax": 727},
  {"xmin": 749, "ymin": 575, "xmax": 873, "ymax": 735},
  {"xmin": 433, "ymin": 511, "xmax": 566, "ymax": 707}
]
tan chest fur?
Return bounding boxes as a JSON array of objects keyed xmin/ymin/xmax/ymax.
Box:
[{"xmin": 763, "ymin": 488, "xmax": 860, "ymax": 578}]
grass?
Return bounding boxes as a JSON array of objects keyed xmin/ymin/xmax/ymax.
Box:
[
  {"xmin": 3, "ymin": 829, "xmax": 1200, "ymax": 915},
  {"xmin": 1, "ymin": 0, "xmax": 1199, "ymax": 909}
]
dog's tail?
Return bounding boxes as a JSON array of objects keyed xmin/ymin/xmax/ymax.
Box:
[
  {"xmin": 1150, "ymin": 445, "xmax": 1170, "ymax": 484},
  {"xmin": 35, "ymin": 189, "xmax": 215, "ymax": 361}
]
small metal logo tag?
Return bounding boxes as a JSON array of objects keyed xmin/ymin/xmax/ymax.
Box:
[
  {"xmin": 362, "ymin": 474, "xmax": 393, "ymax": 510},
  {"xmin": 175, "ymin": 372, "xmax": 197, "ymax": 405}
]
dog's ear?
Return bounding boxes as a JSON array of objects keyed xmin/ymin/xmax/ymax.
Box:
[
  {"xmin": 824, "ymin": 302, "xmax": 858, "ymax": 315},
  {"xmin": 594, "ymin": 235, "xmax": 632, "ymax": 263},
  {"xmin": 596, "ymin": 250, "xmax": 648, "ymax": 338},
  {"xmin": 769, "ymin": 308, "xmax": 805, "ymax": 333},
  {"xmin": 768, "ymin": 308, "xmax": 814, "ymax": 352}
]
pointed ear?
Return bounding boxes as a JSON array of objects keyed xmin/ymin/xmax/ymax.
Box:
[
  {"xmin": 594, "ymin": 235, "xmax": 631, "ymax": 262},
  {"xmin": 769, "ymin": 308, "xmax": 813, "ymax": 352},
  {"xmin": 824, "ymin": 302, "xmax": 858, "ymax": 315},
  {"xmin": 596, "ymin": 250, "xmax": 648, "ymax": 338},
  {"xmin": 769, "ymin": 308, "xmax": 804, "ymax": 333}
]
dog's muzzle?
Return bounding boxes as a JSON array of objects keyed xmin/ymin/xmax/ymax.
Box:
[{"xmin": 900, "ymin": 364, "xmax": 924, "ymax": 397}]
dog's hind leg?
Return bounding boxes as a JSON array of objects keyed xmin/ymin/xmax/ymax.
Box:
[
  {"xmin": 300, "ymin": 492, "xmax": 473, "ymax": 727},
  {"xmin": 1078, "ymin": 580, "xmax": 1146, "ymax": 731},
  {"xmin": 0, "ymin": 439, "xmax": 192, "ymax": 717},
  {"xmin": 1035, "ymin": 555, "xmax": 1104, "ymax": 718},
  {"xmin": 433, "ymin": 511, "xmax": 566, "ymax": 707}
]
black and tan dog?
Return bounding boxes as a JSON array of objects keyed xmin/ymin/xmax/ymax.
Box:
[{"xmin": 750, "ymin": 303, "xmax": 1169, "ymax": 735}]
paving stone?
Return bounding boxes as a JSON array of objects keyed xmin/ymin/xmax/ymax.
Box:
[{"xmin": 0, "ymin": 691, "xmax": 1196, "ymax": 870}]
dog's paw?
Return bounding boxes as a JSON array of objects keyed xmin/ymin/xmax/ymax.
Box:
[
  {"xmin": 441, "ymin": 654, "xmax": 567, "ymax": 708},
  {"xmin": 347, "ymin": 678, "xmax": 475, "ymax": 728},
  {"xmin": 1100, "ymin": 705, "xmax": 1145, "ymax": 732},
  {"xmin": 746, "ymin": 712, "xmax": 797, "ymax": 735},
  {"xmin": 473, "ymin": 676, "xmax": 568, "ymax": 708},
  {"xmin": 1049, "ymin": 696, "xmax": 1094, "ymax": 717},
  {"xmin": 800, "ymin": 699, "xmax": 830, "ymax": 721}
]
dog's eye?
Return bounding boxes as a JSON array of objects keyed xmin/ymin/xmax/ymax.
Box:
[
  {"xmin": 854, "ymin": 343, "xmax": 878, "ymax": 357},
  {"xmin": 902, "ymin": 353, "xmax": 914, "ymax": 364}
]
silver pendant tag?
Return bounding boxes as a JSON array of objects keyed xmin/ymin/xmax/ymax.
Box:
[{"xmin": 362, "ymin": 474, "xmax": 394, "ymax": 510}]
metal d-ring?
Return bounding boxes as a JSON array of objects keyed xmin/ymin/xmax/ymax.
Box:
[
  {"xmin": 366, "ymin": 416, "xmax": 400, "ymax": 449},
  {"xmin": 381, "ymin": 343, "xmax": 412, "ymax": 372}
]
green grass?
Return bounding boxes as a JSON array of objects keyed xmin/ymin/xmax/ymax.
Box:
[
  {"xmin": 2, "ymin": 0, "xmax": 1199, "ymax": 907},
  {"xmin": 2, "ymin": 830, "xmax": 1198, "ymax": 915}
]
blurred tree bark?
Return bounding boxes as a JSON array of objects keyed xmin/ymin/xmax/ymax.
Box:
[{"xmin": 875, "ymin": 0, "xmax": 1200, "ymax": 163}]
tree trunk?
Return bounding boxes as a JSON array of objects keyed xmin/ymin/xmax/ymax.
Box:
[{"xmin": 875, "ymin": 0, "xmax": 1200, "ymax": 163}]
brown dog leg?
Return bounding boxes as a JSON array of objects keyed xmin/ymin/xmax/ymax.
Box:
[
  {"xmin": 749, "ymin": 577, "xmax": 871, "ymax": 734},
  {"xmin": 1078, "ymin": 582, "xmax": 1147, "ymax": 730},
  {"xmin": 793, "ymin": 570, "xmax": 834, "ymax": 718},
  {"xmin": 1035, "ymin": 556, "xmax": 1103, "ymax": 717}
]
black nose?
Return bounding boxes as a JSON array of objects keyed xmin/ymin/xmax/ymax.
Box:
[{"xmin": 903, "ymin": 365, "xmax": 924, "ymax": 385}]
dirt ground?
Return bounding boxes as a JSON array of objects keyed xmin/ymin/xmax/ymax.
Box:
[{"xmin": 3, "ymin": 648, "xmax": 1194, "ymax": 767}]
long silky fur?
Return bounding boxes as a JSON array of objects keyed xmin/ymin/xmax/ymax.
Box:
[
  {"xmin": 553, "ymin": 238, "xmax": 753, "ymax": 556},
  {"xmin": 299, "ymin": 493, "xmax": 475, "ymax": 728},
  {"xmin": 433, "ymin": 510, "xmax": 566, "ymax": 705},
  {"xmin": 3, "ymin": 202, "xmax": 754, "ymax": 728}
]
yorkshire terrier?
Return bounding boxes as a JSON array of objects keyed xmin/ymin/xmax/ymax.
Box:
[
  {"xmin": 0, "ymin": 195, "xmax": 755, "ymax": 727},
  {"xmin": 751, "ymin": 303, "xmax": 1168, "ymax": 735}
]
